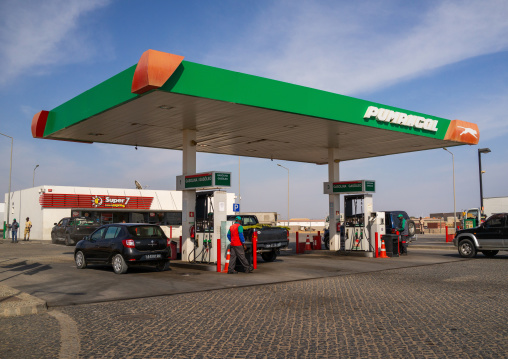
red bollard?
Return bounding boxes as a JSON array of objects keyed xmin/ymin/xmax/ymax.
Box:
[
  {"xmin": 253, "ymin": 231, "xmax": 257, "ymax": 270},
  {"xmin": 170, "ymin": 225, "xmax": 173, "ymax": 239},
  {"xmin": 375, "ymin": 232, "xmax": 379, "ymax": 258},
  {"xmin": 217, "ymin": 238, "xmax": 221, "ymax": 272},
  {"xmin": 296, "ymin": 232, "xmax": 299, "ymax": 254}
]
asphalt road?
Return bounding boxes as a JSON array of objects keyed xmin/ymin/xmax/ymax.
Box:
[{"xmin": 0, "ymin": 240, "xmax": 506, "ymax": 358}]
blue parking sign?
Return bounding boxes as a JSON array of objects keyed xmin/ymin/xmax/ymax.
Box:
[{"xmin": 233, "ymin": 203, "xmax": 240, "ymax": 212}]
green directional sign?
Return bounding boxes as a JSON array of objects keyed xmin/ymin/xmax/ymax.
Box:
[
  {"xmin": 323, "ymin": 180, "xmax": 375, "ymax": 194},
  {"xmin": 215, "ymin": 172, "xmax": 231, "ymax": 187},
  {"xmin": 176, "ymin": 171, "xmax": 232, "ymax": 190},
  {"xmin": 365, "ymin": 181, "xmax": 375, "ymax": 192}
]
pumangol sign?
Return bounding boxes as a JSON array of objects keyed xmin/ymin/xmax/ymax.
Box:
[
  {"xmin": 323, "ymin": 180, "xmax": 375, "ymax": 194},
  {"xmin": 176, "ymin": 171, "xmax": 232, "ymax": 190}
]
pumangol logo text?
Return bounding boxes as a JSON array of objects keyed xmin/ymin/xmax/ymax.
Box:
[{"xmin": 364, "ymin": 106, "xmax": 438, "ymax": 132}]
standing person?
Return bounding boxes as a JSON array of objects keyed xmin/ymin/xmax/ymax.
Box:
[
  {"xmin": 24, "ymin": 217, "xmax": 32, "ymax": 241},
  {"xmin": 11, "ymin": 219, "xmax": 19, "ymax": 243},
  {"xmin": 227, "ymin": 216, "xmax": 253, "ymax": 274},
  {"xmin": 419, "ymin": 217, "xmax": 424, "ymax": 234},
  {"xmin": 397, "ymin": 214, "xmax": 409, "ymax": 255}
]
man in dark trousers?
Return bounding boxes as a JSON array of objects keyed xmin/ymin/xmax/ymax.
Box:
[
  {"xmin": 397, "ymin": 214, "xmax": 409, "ymax": 255},
  {"xmin": 227, "ymin": 216, "xmax": 252, "ymax": 274}
]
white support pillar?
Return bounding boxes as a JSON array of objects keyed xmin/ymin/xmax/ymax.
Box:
[
  {"xmin": 328, "ymin": 148, "xmax": 341, "ymax": 251},
  {"xmin": 181, "ymin": 129, "xmax": 196, "ymax": 262}
]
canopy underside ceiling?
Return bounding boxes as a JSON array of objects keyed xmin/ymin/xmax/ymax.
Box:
[{"xmin": 46, "ymin": 91, "xmax": 459, "ymax": 164}]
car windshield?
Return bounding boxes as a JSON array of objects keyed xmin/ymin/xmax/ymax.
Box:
[
  {"xmin": 73, "ymin": 218, "xmax": 96, "ymax": 226},
  {"xmin": 127, "ymin": 226, "xmax": 165, "ymax": 238}
]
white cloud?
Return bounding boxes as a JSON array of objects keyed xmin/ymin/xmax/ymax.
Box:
[
  {"xmin": 212, "ymin": 0, "xmax": 508, "ymax": 96},
  {"xmin": 0, "ymin": 0, "xmax": 111, "ymax": 85}
]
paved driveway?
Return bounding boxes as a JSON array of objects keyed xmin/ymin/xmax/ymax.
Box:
[
  {"xmin": 1, "ymin": 241, "xmax": 463, "ymax": 306},
  {"xmin": 0, "ymin": 241, "xmax": 506, "ymax": 358}
]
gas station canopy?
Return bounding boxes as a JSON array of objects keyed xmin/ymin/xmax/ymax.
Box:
[{"xmin": 32, "ymin": 49, "xmax": 479, "ymax": 163}]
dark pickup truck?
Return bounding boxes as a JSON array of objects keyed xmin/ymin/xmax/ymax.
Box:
[
  {"xmin": 227, "ymin": 215, "xmax": 289, "ymax": 262},
  {"xmin": 51, "ymin": 217, "xmax": 101, "ymax": 246}
]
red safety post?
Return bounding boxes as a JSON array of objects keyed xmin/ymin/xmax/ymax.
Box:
[
  {"xmin": 445, "ymin": 226, "xmax": 454, "ymax": 242},
  {"xmin": 179, "ymin": 236, "xmax": 182, "ymax": 254},
  {"xmin": 253, "ymin": 231, "xmax": 258, "ymax": 270},
  {"xmin": 296, "ymin": 232, "xmax": 299, "ymax": 254},
  {"xmin": 217, "ymin": 238, "xmax": 221, "ymax": 272},
  {"xmin": 170, "ymin": 225, "xmax": 173, "ymax": 239},
  {"xmin": 396, "ymin": 230, "xmax": 401, "ymax": 255},
  {"xmin": 375, "ymin": 232, "xmax": 379, "ymax": 258}
]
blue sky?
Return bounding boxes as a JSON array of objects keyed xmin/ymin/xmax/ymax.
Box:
[{"xmin": 0, "ymin": 0, "xmax": 507, "ymax": 219}]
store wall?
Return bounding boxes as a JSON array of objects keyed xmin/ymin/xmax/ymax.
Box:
[{"xmin": 5, "ymin": 186, "xmax": 237, "ymax": 241}]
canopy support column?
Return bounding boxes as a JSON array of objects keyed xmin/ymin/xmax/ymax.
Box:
[
  {"xmin": 328, "ymin": 148, "xmax": 341, "ymax": 251},
  {"xmin": 181, "ymin": 129, "xmax": 196, "ymax": 262}
]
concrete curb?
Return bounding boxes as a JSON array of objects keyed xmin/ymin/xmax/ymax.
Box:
[{"xmin": 0, "ymin": 285, "xmax": 47, "ymax": 317}]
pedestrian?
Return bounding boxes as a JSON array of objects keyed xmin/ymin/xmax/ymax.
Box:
[
  {"xmin": 419, "ymin": 216, "xmax": 424, "ymax": 234},
  {"xmin": 397, "ymin": 214, "xmax": 408, "ymax": 255},
  {"xmin": 11, "ymin": 219, "xmax": 19, "ymax": 243},
  {"xmin": 227, "ymin": 216, "xmax": 253, "ymax": 274},
  {"xmin": 24, "ymin": 217, "xmax": 32, "ymax": 241}
]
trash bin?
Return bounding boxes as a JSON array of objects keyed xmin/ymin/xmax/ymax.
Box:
[
  {"xmin": 170, "ymin": 241, "xmax": 178, "ymax": 260},
  {"xmin": 392, "ymin": 236, "xmax": 400, "ymax": 257},
  {"xmin": 382, "ymin": 234, "xmax": 399, "ymax": 257}
]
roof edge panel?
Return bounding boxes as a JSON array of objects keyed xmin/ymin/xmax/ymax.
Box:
[
  {"xmin": 443, "ymin": 119, "xmax": 480, "ymax": 145},
  {"xmin": 131, "ymin": 49, "xmax": 184, "ymax": 94},
  {"xmin": 31, "ymin": 110, "xmax": 49, "ymax": 138}
]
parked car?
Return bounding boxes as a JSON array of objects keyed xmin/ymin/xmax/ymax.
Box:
[
  {"xmin": 454, "ymin": 213, "xmax": 508, "ymax": 258},
  {"xmin": 51, "ymin": 217, "xmax": 100, "ymax": 246},
  {"xmin": 74, "ymin": 223, "xmax": 171, "ymax": 274}
]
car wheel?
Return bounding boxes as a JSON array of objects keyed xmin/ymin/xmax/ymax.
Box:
[
  {"xmin": 155, "ymin": 260, "xmax": 170, "ymax": 272},
  {"xmin": 112, "ymin": 254, "xmax": 128, "ymax": 274},
  {"xmin": 75, "ymin": 251, "xmax": 87, "ymax": 269},
  {"xmin": 408, "ymin": 221, "xmax": 416, "ymax": 236},
  {"xmin": 261, "ymin": 251, "xmax": 277, "ymax": 262},
  {"xmin": 458, "ymin": 239, "xmax": 477, "ymax": 258},
  {"xmin": 481, "ymin": 250, "xmax": 499, "ymax": 258}
]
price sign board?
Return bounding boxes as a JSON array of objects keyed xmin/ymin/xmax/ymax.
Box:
[
  {"xmin": 176, "ymin": 171, "xmax": 232, "ymax": 190},
  {"xmin": 323, "ymin": 180, "xmax": 375, "ymax": 194}
]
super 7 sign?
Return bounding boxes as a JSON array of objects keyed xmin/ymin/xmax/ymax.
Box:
[
  {"xmin": 323, "ymin": 180, "xmax": 375, "ymax": 194},
  {"xmin": 176, "ymin": 171, "xmax": 232, "ymax": 190}
]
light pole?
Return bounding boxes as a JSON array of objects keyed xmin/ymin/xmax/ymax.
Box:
[
  {"xmin": 443, "ymin": 148, "xmax": 456, "ymax": 231},
  {"xmin": 0, "ymin": 132, "xmax": 13, "ymax": 238},
  {"xmin": 277, "ymin": 164, "xmax": 289, "ymax": 226},
  {"xmin": 478, "ymin": 148, "xmax": 491, "ymax": 214},
  {"xmin": 33, "ymin": 164, "xmax": 39, "ymax": 187}
]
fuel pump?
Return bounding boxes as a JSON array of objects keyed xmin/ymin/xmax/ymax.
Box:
[
  {"xmin": 368, "ymin": 211, "xmax": 386, "ymax": 255},
  {"xmin": 191, "ymin": 190, "xmax": 228, "ymax": 263},
  {"xmin": 344, "ymin": 194, "xmax": 373, "ymax": 252}
]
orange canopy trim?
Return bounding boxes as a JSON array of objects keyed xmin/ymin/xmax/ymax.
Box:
[
  {"xmin": 444, "ymin": 120, "xmax": 480, "ymax": 145},
  {"xmin": 31, "ymin": 110, "xmax": 49, "ymax": 138},
  {"xmin": 131, "ymin": 49, "xmax": 184, "ymax": 94}
]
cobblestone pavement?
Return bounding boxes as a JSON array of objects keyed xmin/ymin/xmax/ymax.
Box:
[{"xmin": 1, "ymin": 256, "xmax": 507, "ymax": 358}]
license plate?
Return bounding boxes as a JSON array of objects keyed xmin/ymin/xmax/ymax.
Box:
[{"xmin": 145, "ymin": 254, "xmax": 161, "ymax": 259}]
